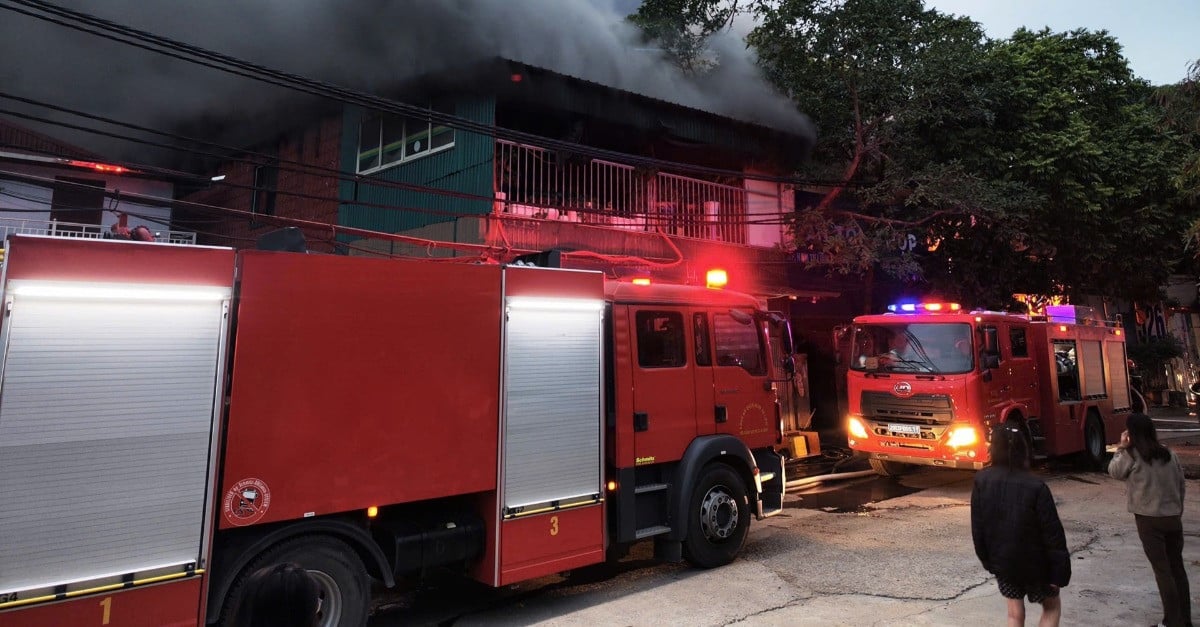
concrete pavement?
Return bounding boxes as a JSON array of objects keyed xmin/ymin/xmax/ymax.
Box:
[{"xmin": 377, "ymin": 463, "xmax": 1200, "ymax": 626}]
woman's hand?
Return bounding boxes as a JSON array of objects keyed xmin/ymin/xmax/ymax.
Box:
[{"xmin": 1118, "ymin": 430, "xmax": 1131, "ymax": 450}]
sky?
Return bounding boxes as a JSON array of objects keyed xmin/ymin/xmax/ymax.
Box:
[{"xmin": 926, "ymin": 0, "xmax": 1199, "ymax": 85}]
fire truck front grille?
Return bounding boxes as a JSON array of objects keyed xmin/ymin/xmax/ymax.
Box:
[{"xmin": 861, "ymin": 392, "xmax": 955, "ymax": 425}]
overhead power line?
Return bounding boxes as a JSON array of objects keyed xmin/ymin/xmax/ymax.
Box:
[
  {"xmin": 0, "ymin": 0, "xmax": 846, "ymax": 189},
  {"xmin": 0, "ymin": 104, "xmax": 800, "ymax": 227}
]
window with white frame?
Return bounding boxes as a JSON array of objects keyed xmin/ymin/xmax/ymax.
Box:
[{"xmin": 357, "ymin": 101, "xmax": 455, "ymax": 173}]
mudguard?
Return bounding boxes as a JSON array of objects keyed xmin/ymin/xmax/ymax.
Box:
[{"xmin": 667, "ymin": 435, "xmax": 759, "ymax": 542}]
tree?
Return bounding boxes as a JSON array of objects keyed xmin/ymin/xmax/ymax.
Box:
[
  {"xmin": 629, "ymin": 0, "xmax": 741, "ymax": 74},
  {"xmin": 634, "ymin": 0, "xmax": 1197, "ymax": 306},
  {"xmin": 978, "ymin": 29, "xmax": 1195, "ymax": 302}
]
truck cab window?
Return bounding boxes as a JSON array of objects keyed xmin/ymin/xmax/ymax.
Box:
[
  {"xmin": 693, "ymin": 313, "xmax": 712, "ymax": 367},
  {"xmin": 636, "ymin": 311, "xmax": 686, "ymax": 368},
  {"xmin": 851, "ymin": 323, "xmax": 974, "ymax": 374},
  {"xmin": 713, "ymin": 313, "xmax": 765, "ymax": 375},
  {"xmin": 1010, "ymin": 326, "xmax": 1029, "ymax": 358}
]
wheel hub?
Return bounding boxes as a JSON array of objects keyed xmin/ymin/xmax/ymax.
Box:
[
  {"xmin": 699, "ymin": 484, "xmax": 738, "ymax": 541},
  {"xmin": 308, "ymin": 569, "xmax": 342, "ymax": 627}
]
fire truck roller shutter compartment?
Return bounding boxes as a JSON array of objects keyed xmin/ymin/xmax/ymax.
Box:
[
  {"xmin": 501, "ymin": 295, "xmax": 603, "ymax": 513},
  {"xmin": 0, "ymin": 234, "xmax": 234, "ymax": 605},
  {"xmin": 0, "ymin": 278, "xmax": 230, "ymax": 601},
  {"xmin": 1107, "ymin": 341, "xmax": 1131, "ymax": 410}
]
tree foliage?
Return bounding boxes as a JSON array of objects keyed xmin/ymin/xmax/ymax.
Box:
[{"xmin": 632, "ymin": 0, "xmax": 1199, "ymax": 307}]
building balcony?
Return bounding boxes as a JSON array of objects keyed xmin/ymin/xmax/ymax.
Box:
[
  {"xmin": 494, "ymin": 140, "xmax": 784, "ymax": 247},
  {"xmin": 0, "ymin": 217, "xmax": 196, "ymax": 247}
]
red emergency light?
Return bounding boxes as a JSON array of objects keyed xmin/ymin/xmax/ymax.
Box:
[
  {"xmin": 706, "ymin": 269, "xmax": 728, "ymax": 289},
  {"xmin": 887, "ymin": 302, "xmax": 961, "ymax": 314}
]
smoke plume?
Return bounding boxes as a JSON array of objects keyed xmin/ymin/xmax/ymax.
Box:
[{"xmin": 0, "ymin": 0, "xmax": 813, "ymax": 162}]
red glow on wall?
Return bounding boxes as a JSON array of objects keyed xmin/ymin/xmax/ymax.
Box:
[{"xmin": 67, "ymin": 160, "xmax": 129, "ymax": 174}]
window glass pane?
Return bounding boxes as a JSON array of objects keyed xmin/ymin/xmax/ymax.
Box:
[
  {"xmin": 430, "ymin": 100, "xmax": 455, "ymax": 150},
  {"xmin": 693, "ymin": 313, "xmax": 712, "ymax": 367},
  {"xmin": 357, "ymin": 115, "xmax": 381, "ymax": 171},
  {"xmin": 849, "ymin": 323, "xmax": 973, "ymax": 374},
  {"xmin": 1010, "ymin": 327, "xmax": 1028, "ymax": 358},
  {"xmin": 430, "ymin": 125, "xmax": 454, "ymax": 150},
  {"xmin": 714, "ymin": 313, "xmax": 765, "ymax": 375},
  {"xmin": 404, "ymin": 116, "xmax": 430, "ymax": 157},
  {"xmin": 381, "ymin": 115, "xmax": 405, "ymax": 165},
  {"xmin": 636, "ymin": 311, "xmax": 686, "ymax": 368}
]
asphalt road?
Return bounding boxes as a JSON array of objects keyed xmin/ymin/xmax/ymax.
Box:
[{"xmin": 370, "ymin": 414, "xmax": 1200, "ymax": 626}]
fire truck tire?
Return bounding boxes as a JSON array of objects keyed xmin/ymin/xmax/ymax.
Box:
[
  {"xmin": 682, "ymin": 463, "xmax": 750, "ymax": 569},
  {"xmin": 219, "ymin": 535, "xmax": 371, "ymax": 627},
  {"xmin": 1082, "ymin": 415, "xmax": 1107, "ymax": 469},
  {"xmin": 868, "ymin": 458, "xmax": 909, "ymax": 477}
]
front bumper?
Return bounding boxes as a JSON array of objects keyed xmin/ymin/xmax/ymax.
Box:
[{"xmin": 868, "ymin": 451, "xmax": 984, "ymax": 470}]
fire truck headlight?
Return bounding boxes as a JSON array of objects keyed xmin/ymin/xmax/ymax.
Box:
[
  {"xmin": 848, "ymin": 416, "xmax": 870, "ymax": 440},
  {"xmin": 946, "ymin": 426, "xmax": 979, "ymax": 448}
]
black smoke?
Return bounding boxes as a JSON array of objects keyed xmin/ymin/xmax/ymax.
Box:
[{"xmin": 0, "ymin": 0, "xmax": 813, "ymax": 162}]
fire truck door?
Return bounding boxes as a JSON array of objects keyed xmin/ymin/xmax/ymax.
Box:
[
  {"xmin": 710, "ymin": 312, "xmax": 774, "ymax": 445},
  {"xmin": 1005, "ymin": 324, "xmax": 1038, "ymax": 411},
  {"xmin": 981, "ymin": 324, "xmax": 1016, "ymax": 414},
  {"xmin": 628, "ymin": 307, "xmax": 698, "ymax": 464}
]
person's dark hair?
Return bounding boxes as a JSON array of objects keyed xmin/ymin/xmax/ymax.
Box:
[
  {"xmin": 1127, "ymin": 412, "xmax": 1171, "ymax": 463},
  {"xmin": 988, "ymin": 423, "xmax": 1029, "ymax": 470},
  {"xmin": 231, "ymin": 562, "xmax": 320, "ymax": 627}
]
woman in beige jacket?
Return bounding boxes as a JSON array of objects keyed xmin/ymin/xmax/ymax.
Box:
[{"xmin": 1109, "ymin": 413, "xmax": 1191, "ymax": 627}]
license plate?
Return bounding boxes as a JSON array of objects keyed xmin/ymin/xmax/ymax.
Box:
[{"xmin": 888, "ymin": 423, "xmax": 920, "ymax": 435}]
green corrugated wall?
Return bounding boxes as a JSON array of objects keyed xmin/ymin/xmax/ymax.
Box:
[{"xmin": 338, "ymin": 97, "xmax": 494, "ymax": 234}]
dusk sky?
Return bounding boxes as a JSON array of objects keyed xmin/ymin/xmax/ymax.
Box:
[{"xmin": 926, "ymin": 0, "xmax": 1198, "ymax": 85}]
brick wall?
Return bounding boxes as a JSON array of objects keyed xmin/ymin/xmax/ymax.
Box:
[{"xmin": 181, "ymin": 116, "xmax": 342, "ymax": 253}]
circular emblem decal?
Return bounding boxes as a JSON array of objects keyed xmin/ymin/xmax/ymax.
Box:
[
  {"xmin": 893, "ymin": 381, "xmax": 913, "ymax": 397},
  {"xmin": 223, "ymin": 478, "xmax": 271, "ymax": 526},
  {"xmin": 738, "ymin": 402, "xmax": 769, "ymax": 435}
]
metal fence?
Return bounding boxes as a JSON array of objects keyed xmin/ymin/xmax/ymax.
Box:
[
  {"xmin": 0, "ymin": 217, "xmax": 196, "ymax": 245},
  {"xmin": 494, "ymin": 140, "xmax": 747, "ymax": 243}
]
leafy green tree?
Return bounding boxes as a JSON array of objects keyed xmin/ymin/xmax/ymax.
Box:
[
  {"xmin": 633, "ymin": 1, "xmax": 1196, "ymax": 306},
  {"xmin": 629, "ymin": 0, "xmax": 741, "ymax": 74}
]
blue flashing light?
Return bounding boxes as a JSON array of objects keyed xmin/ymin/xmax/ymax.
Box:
[{"xmin": 887, "ymin": 301, "xmax": 963, "ymax": 314}]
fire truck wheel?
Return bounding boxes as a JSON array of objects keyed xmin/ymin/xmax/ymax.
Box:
[
  {"xmin": 683, "ymin": 463, "xmax": 750, "ymax": 569},
  {"xmin": 221, "ymin": 535, "xmax": 371, "ymax": 627},
  {"xmin": 1083, "ymin": 415, "xmax": 1107, "ymax": 469},
  {"xmin": 868, "ymin": 458, "xmax": 909, "ymax": 477}
]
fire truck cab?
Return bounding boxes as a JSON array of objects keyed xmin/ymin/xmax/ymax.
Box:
[{"xmin": 844, "ymin": 302, "xmax": 1132, "ymax": 475}]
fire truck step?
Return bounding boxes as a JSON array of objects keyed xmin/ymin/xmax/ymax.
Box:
[
  {"xmin": 634, "ymin": 482, "xmax": 669, "ymax": 494},
  {"xmin": 635, "ymin": 525, "xmax": 671, "ymax": 540}
]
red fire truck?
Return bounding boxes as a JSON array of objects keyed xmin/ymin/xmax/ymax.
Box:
[
  {"xmin": 0, "ymin": 234, "xmax": 793, "ymax": 626},
  {"xmin": 843, "ymin": 301, "xmax": 1133, "ymax": 475}
]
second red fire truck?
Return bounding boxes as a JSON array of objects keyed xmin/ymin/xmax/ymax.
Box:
[
  {"xmin": 0, "ymin": 234, "xmax": 794, "ymax": 626},
  {"xmin": 844, "ymin": 301, "xmax": 1133, "ymax": 475}
]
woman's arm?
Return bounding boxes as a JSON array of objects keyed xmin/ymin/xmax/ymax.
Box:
[{"xmin": 1108, "ymin": 447, "xmax": 1134, "ymax": 480}]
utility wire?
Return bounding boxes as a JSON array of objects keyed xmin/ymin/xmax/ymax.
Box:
[{"xmin": 0, "ymin": 0, "xmax": 855, "ymax": 190}]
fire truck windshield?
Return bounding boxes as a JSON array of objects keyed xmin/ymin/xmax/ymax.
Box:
[{"xmin": 850, "ymin": 323, "xmax": 974, "ymax": 374}]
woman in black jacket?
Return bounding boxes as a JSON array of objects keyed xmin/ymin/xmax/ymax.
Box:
[{"xmin": 972, "ymin": 423, "xmax": 1071, "ymax": 627}]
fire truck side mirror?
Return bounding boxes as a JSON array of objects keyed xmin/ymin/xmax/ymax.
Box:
[{"xmin": 982, "ymin": 353, "xmax": 1000, "ymax": 370}]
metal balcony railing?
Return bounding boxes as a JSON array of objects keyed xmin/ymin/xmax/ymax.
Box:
[
  {"xmin": 0, "ymin": 217, "xmax": 196, "ymax": 246},
  {"xmin": 494, "ymin": 140, "xmax": 748, "ymax": 244}
]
